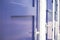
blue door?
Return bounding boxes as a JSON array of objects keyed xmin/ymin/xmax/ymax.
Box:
[{"xmin": 0, "ymin": 0, "xmax": 38, "ymax": 40}]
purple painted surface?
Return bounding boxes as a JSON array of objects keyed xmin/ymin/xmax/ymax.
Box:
[
  {"xmin": 46, "ymin": 0, "xmax": 53, "ymax": 40},
  {"xmin": 46, "ymin": 0, "xmax": 53, "ymax": 22},
  {"xmin": 0, "ymin": 0, "xmax": 36, "ymax": 40},
  {"xmin": 2, "ymin": 17, "xmax": 33, "ymax": 40},
  {"xmin": 47, "ymin": 0, "xmax": 53, "ymax": 10}
]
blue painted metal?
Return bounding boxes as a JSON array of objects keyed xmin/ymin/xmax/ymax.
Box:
[
  {"xmin": 32, "ymin": 0, "xmax": 35, "ymax": 7},
  {"xmin": 0, "ymin": 0, "xmax": 39, "ymax": 40},
  {"xmin": 36, "ymin": 0, "xmax": 39, "ymax": 31},
  {"xmin": 46, "ymin": 0, "xmax": 48, "ymax": 40},
  {"xmin": 46, "ymin": 0, "xmax": 53, "ymax": 40},
  {"xmin": 46, "ymin": 10, "xmax": 48, "ymax": 23},
  {"xmin": 32, "ymin": 16, "xmax": 35, "ymax": 40}
]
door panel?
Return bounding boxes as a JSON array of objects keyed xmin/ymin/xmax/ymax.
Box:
[
  {"xmin": 2, "ymin": 0, "xmax": 36, "ymax": 16},
  {"xmin": 0, "ymin": 0, "xmax": 36, "ymax": 40},
  {"xmin": 1, "ymin": 16, "xmax": 34, "ymax": 40}
]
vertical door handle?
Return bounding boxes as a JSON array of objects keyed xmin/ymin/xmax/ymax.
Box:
[{"xmin": 32, "ymin": 0, "xmax": 35, "ymax": 7}]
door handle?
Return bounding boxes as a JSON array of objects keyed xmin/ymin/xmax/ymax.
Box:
[{"xmin": 32, "ymin": 0, "xmax": 35, "ymax": 7}]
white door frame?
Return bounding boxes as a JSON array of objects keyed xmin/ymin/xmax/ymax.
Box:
[{"xmin": 40, "ymin": 0, "xmax": 46, "ymax": 40}]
